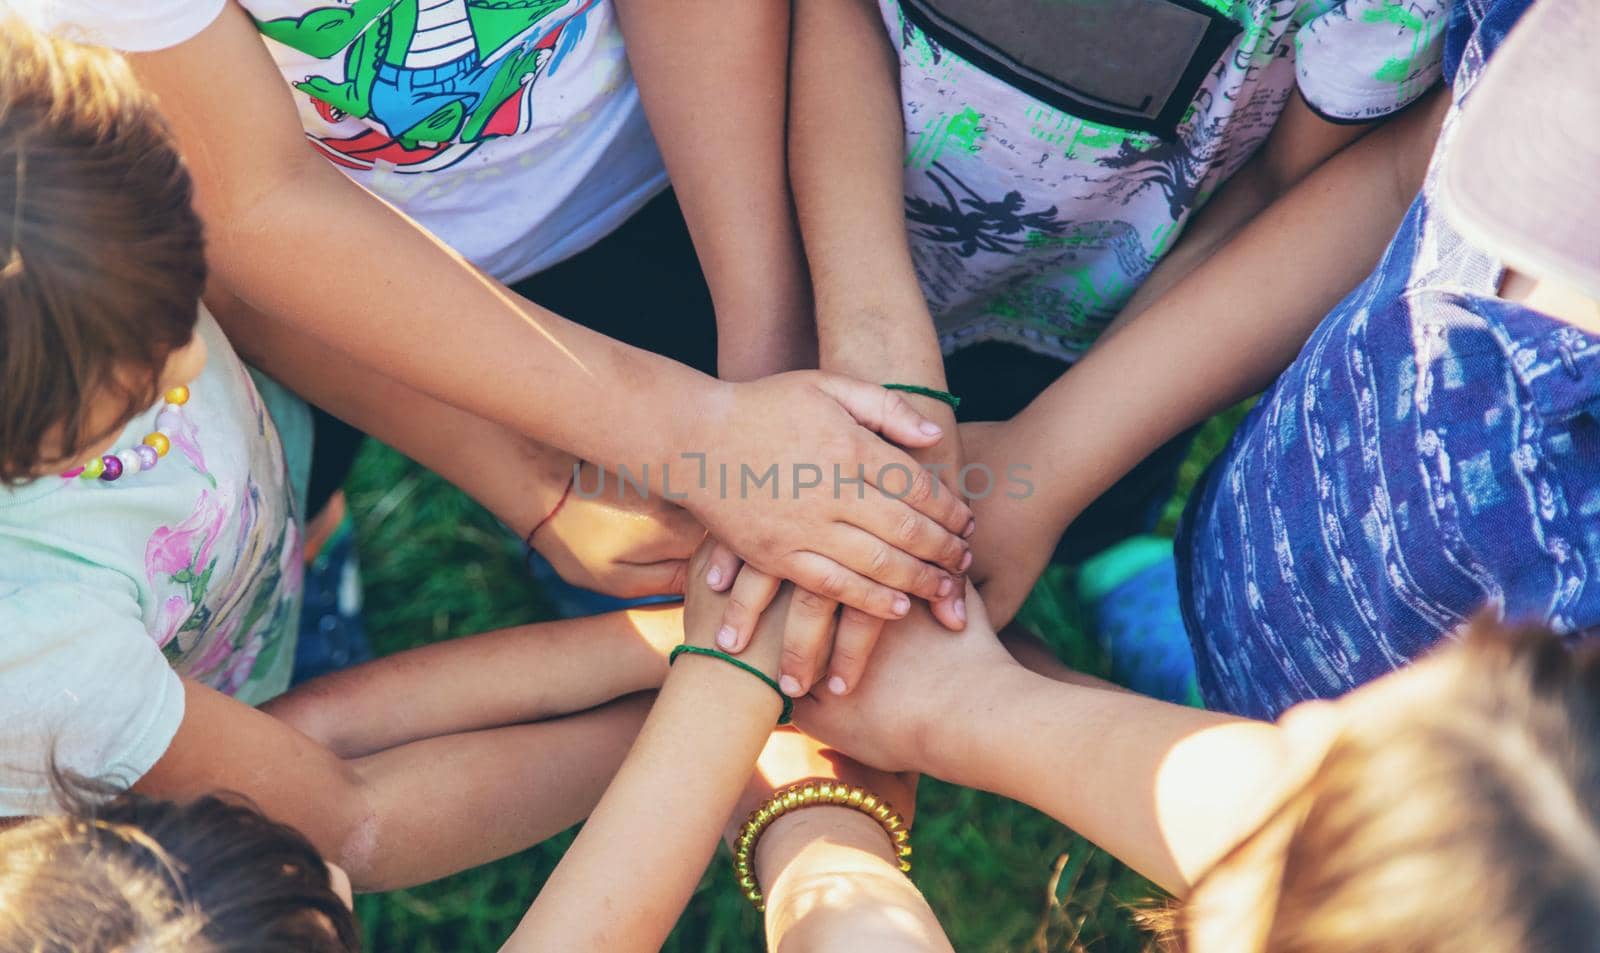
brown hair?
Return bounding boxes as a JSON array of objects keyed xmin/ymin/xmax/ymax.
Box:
[
  {"xmin": 0, "ymin": 21, "xmax": 205, "ymax": 482},
  {"xmin": 1164, "ymin": 619, "xmax": 1600, "ymax": 952},
  {"xmin": 0, "ymin": 772, "xmax": 359, "ymax": 953}
]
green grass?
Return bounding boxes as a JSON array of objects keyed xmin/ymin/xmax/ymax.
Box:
[{"xmin": 344, "ymin": 408, "xmax": 1248, "ymax": 951}]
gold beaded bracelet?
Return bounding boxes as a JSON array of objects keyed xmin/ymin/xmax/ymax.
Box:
[{"xmin": 732, "ymin": 780, "xmax": 912, "ymax": 912}]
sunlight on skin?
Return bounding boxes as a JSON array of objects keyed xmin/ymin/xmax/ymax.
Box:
[
  {"xmin": 760, "ymin": 810, "xmax": 952, "ymax": 953},
  {"xmin": 622, "ymin": 604, "xmax": 689, "ymax": 663},
  {"xmin": 1169, "ymin": 653, "xmax": 1465, "ymax": 952}
]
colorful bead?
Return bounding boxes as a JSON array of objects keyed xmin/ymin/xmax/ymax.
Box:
[
  {"xmin": 163, "ymin": 386, "xmax": 190, "ymax": 406},
  {"xmin": 117, "ymin": 449, "xmax": 142, "ymax": 476},
  {"xmin": 99, "ymin": 455, "xmax": 123, "ymax": 481},
  {"xmin": 134, "ymin": 444, "xmax": 160, "ymax": 471},
  {"xmin": 156, "ymin": 408, "xmax": 183, "ymax": 433},
  {"xmin": 81, "ymin": 457, "xmax": 105, "ymax": 479},
  {"xmin": 143, "ymin": 432, "xmax": 171, "ymax": 457},
  {"xmin": 61, "ymin": 465, "xmax": 84, "ymax": 479}
]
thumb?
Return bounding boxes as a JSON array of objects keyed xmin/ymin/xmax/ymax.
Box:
[{"xmin": 812, "ymin": 375, "xmax": 945, "ymax": 449}]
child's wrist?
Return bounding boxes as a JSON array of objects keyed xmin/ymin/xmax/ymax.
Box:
[{"xmin": 753, "ymin": 805, "xmax": 900, "ymax": 897}]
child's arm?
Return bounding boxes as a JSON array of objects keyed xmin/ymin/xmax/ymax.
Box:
[
  {"xmin": 135, "ymin": 607, "xmax": 680, "ymax": 891},
  {"xmin": 760, "ymin": 808, "xmax": 952, "ymax": 953},
  {"xmin": 141, "ymin": 682, "xmax": 652, "ymax": 892},
  {"xmin": 213, "ymin": 286, "xmax": 703, "ymax": 600},
  {"xmin": 612, "ymin": 0, "xmax": 815, "ymax": 381},
  {"xmin": 734, "ymin": 728, "xmax": 952, "ymax": 952},
  {"xmin": 504, "ymin": 550, "xmax": 791, "ymax": 951},
  {"xmin": 262, "ymin": 606, "xmax": 682, "ymax": 758},
  {"xmin": 130, "ymin": 3, "xmax": 975, "ymax": 626},
  {"xmin": 797, "ymin": 592, "xmax": 1292, "ymax": 896},
  {"xmin": 968, "ymin": 88, "xmax": 1450, "ymax": 623},
  {"xmin": 789, "ymin": 0, "xmax": 953, "ymax": 415}
]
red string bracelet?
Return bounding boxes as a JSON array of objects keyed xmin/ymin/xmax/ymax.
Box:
[{"xmin": 525, "ymin": 473, "xmax": 575, "ymax": 547}]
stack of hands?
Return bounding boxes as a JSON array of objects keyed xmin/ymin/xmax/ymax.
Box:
[{"xmin": 530, "ymin": 378, "xmax": 1060, "ymax": 703}]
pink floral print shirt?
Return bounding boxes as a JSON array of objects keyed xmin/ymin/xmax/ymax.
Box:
[{"xmin": 0, "ymin": 308, "xmax": 308, "ymax": 815}]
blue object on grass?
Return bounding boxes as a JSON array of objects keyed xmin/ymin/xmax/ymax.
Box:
[
  {"xmin": 1078, "ymin": 535, "xmax": 1200, "ymax": 706},
  {"xmin": 292, "ymin": 520, "xmax": 372, "ymax": 684}
]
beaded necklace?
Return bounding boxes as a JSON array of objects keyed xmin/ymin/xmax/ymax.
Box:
[{"xmin": 61, "ymin": 386, "xmax": 192, "ymax": 483}]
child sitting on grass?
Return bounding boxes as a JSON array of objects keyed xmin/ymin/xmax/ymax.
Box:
[
  {"xmin": 0, "ymin": 547, "xmax": 947, "ymax": 952},
  {"xmin": 964, "ymin": 0, "xmax": 1594, "ymax": 718},
  {"xmin": 0, "ymin": 20, "xmax": 686, "ymax": 893}
]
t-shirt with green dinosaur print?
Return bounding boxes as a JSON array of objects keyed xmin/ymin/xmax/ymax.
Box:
[
  {"xmin": 19, "ymin": 0, "xmax": 668, "ymax": 284},
  {"xmin": 883, "ymin": 0, "xmax": 1449, "ymax": 363}
]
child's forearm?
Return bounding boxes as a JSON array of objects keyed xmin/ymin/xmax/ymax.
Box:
[
  {"xmin": 791, "ymin": 0, "xmax": 947, "ymax": 396},
  {"xmin": 132, "ymin": 6, "xmax": 714, "ymax": 471},
  {"xmin": 264, "ymin": 606, "xmax": 682, "ymax": 758},
  {"xmin": 140, "ymin": 681, "xmax": 654, "ymax": 892},
  {"xmin": 1008, "ymin": 88, "xmax": 1451, "ymax": 528},
  {"xmin": 348, "ymin": 695, "xmax": 654, "ymax": 890},
  {"xmin": 920, "ymin": 664, "xmax": 1285, "ymax": 895},
  {"xmin": 760, "ymin": 808, "xmax": 953, "ymax": 953},
  {"xmin": 614, "ymin": 0, "xmax": 815, "ymax": 380},
  {"xmin": 505, "ymin": 656, "xmax": 783, "ymax": 951}
]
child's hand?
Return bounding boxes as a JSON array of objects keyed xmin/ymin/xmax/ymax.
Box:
[
  {"xmin": 682, "ymin": 541, "xmax": 794, "ymax": 680},
  {"xmin": 681, "ymin": 373, "xmax": 974, "ymax": 624},
  {"xmin": 793, "ymin": 584, "xmax": 1020, "ymax": 775},
  {"xmin": 531, "ymin": 460, "xmax": 704, "ymax": 598}
]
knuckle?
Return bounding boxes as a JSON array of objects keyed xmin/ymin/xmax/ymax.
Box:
[
  {"xmin": 814, "ymin": 570, "xmax": 849, "ymax": 601},
  {"xmin": 793, "ymin": 588, "xmax": 835, "ymax": 616},
  {"xmin": 904, "ymin": 469, "xmax": 935, "ymax": 506},
  {"xmin": 867, "ymin": 543, "xmax": 893, "ymax": 577},
  {"xmin": 896, "ymin": 511, "xmax": 921, "ymax": 546},
  {"xmin": 782, "ymin": 644, "xmax": 816, "ymax": 670}
]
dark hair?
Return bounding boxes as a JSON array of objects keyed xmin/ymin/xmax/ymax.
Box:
[
  {"xmin": 0, "ymin": 771, "xmax": 359, "ymax": 953},
  {"xmin": 1161, "ymin": 618, "xmax": 1600, "ymax": 952},
  {"xmin": 0, "ymin": 21, "xmax": 205, "ymax": 482}
]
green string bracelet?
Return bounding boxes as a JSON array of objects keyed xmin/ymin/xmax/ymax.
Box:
[
  {"xmin": 670, "ymin": 645, "xmax": 794, "ymax": 725},
  {"xmin": 883, "ymin": 383, "xmax": 961, "ymax": 410}
]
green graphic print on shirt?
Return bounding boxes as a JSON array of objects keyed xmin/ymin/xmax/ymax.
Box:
[{"xmin": 881, "ymin": 0, "xmax": 1448, "ymax": 362}]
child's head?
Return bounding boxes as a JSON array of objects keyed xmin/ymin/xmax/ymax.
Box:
[
  {"xmin": 0, "ymin": 773, "xmax": 358, "ymax": 953},
  {"xmin": 1178, "ymin": 619, "xmax": 1600, "ymax": 952},
  {"xmin": 0, "ymin": 22, "xmax": 206, "ymax": 483}
]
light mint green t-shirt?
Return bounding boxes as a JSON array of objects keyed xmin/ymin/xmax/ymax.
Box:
[{"xmin": 0, "ymin": 308, "xmax": 311, "ymax": 815}]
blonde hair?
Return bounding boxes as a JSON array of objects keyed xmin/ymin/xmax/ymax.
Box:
[{"xmin": 1165, "ymin": 619, "xmax": 1600, "ymax": 952}]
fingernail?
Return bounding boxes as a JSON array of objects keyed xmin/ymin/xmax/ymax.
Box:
[
  {"xmin": 706, "ymin": 565, "xmax": 724, "ymax": 588},
  {"xmin": 963, "ymin": 518, "xmax": 976, "ymax": 538},
  {"xmin": 954, "ymin": 598, "xmax": 967, "ymax": 623},
  {"xmin": 716, "ymin": 625, "xmax": 737, "ymax": 651},
  {"xmin": 959, "ymin": 550, "xmax": 973, "ymax": 573},
  {"xmin": 892, "ymin": 594, "xmax": 911, "ymax": 616},
  {"xmin": 828, "ymin": 676, "xmax": 848, "ymax": 695},
  {"xmin": 918, "ymin": 420, "xmax": 943, "ymax": 437},
  {"xmin": 936, "ymin": 577, "xmax": 954, "ymax": 598},
  {"xmin": 779, "ymin": 674, "xmax": 804, "ymax": 697}
]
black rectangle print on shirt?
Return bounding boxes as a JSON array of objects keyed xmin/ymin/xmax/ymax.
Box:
[{"xmin": 900, "ymin": 0, "xmax": 1242, "ymax": 138}]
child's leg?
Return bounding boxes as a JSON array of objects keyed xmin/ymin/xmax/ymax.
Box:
[{"xmin": 730, "ymin": 729, "xmax": 952, "ymax": 952}]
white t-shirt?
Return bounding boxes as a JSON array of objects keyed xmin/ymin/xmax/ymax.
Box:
[
  {"xmin": 884, "ymin": 0, "xmax": 1449, "ymax": 362},
  {"xmin": 15, "ymin": 0, "xmax": 667, "ymax": 282},
  {"xmin": 0, "ymin": 310, "xmax": 310, "ymax": 815}
]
